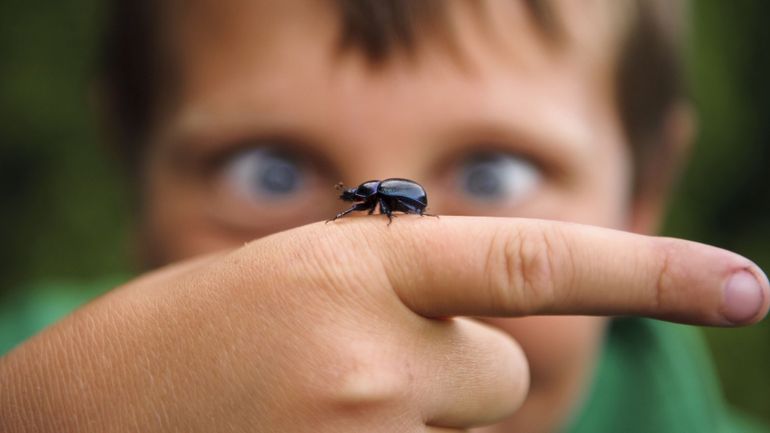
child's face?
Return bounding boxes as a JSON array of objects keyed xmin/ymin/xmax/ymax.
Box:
[{"xmin": 141, "ymin": 1, "xmax": 655, "ymax": 430}]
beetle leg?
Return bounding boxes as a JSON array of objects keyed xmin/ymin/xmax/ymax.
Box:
[
  {"xmin": 393, "ymin": 200, "xmax": 435, "ymax": 219},
  {"xmin": 367, "ymin": 195, "xmax": 380, "ymax": 215},
  {"xmin": 327, "ymin": 202, "xmax": 372, "ymax": 222},
  {"xmin": 378, "ymin": 198, "xmax": 395, "ymax": 225}
]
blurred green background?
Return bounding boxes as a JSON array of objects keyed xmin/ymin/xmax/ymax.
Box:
[{"xmin": 1, "ymin": 0, "xmax": 768, "ymax": 423}]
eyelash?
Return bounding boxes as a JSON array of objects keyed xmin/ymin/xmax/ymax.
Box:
[
  {"xmin": 196, "ymin": 136, "xmax": 329, "ymax": 180},
  {"xmin": 461, "ymin": 152, "xmax": 542, "ymax": 196},
  {"xmin": 439, "ymin": 146, "xmax": 546, "ymax": 177}
]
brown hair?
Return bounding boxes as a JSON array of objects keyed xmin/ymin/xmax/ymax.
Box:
[{"xmin": 101, "ymin": 0, "xmax": 687, "ymax": 186}]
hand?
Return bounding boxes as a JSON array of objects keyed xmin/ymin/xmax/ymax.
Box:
[{"xmin": 2, "ymin": 217, "xmax": 767, "ymax": 432}]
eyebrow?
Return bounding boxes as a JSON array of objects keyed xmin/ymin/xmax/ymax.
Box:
[{"xmin": 436, "ymin": 104, "xmax": 595, "ymax": 181}]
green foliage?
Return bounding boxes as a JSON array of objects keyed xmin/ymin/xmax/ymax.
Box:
[
  {"xmin": 0, "ymin": 0, "xmax": 768, "ymax": 423},
  {"xmin": 0, "ymin": 0, "xmax": 132, "ymax": 289}
]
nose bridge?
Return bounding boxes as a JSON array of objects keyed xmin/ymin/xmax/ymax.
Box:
[
  {"xmin": 340, "ymin": 143, "xmax": 422, "ymax": 185},
  {"xmin": 346, "ymin": 154, "xmax": 416, "ymax": 184},
  {"xmin": 320, "ymin": 56, "xmax": 451, "ymax": 184},
  {"xmin": 331, "ymin": 100, "xmax": 428, "ymax": 184}
]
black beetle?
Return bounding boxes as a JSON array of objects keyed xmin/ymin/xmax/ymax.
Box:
[{"xmin": 328, "ymin": 178, "xmax": 435, "ymax": 224}]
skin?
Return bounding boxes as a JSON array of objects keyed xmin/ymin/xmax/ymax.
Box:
[{"xmin": 1, "ymin": 1, "xmax": 768, "ymax": 433}]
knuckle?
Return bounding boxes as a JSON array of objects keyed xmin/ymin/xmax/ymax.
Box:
[
  {"xmin": 468, "ymin": 320, "xmax": 530, "ymax": 414},
  {"xmin": 650, "ymin": 238, "xmax": 682, "ymax": 313},
  {"xmin": 437, "ymin": 318, "xmax": 529, "ymax": 423},
  {"xmin": 320, "ymin": 341, "xmax": 411, "ymax": 409},
  {"xmin": 497, "ymin": 332, "xmax": 530, "ymax": 414},
  {"xmin": 488, "ymin": 223, "xmax": 566, "ymax": 313}
]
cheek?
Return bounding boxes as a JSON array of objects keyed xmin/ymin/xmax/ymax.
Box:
[{"xmin": 139, "ymin": 153, "xmax": 255, "ymax": 267}]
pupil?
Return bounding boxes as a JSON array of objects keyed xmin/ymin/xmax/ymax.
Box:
[
  {"xmin": 465, "ymin": 163, "xmax": 503, "ymax": 197},
  {"xmin": 259, "ymin": 157, "xmax": 299, "ymax": 194}
]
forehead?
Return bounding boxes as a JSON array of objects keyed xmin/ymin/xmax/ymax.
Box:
[
  {"xmin": 168, "ymin": 0, "xmax": 622, "ymax": 84},
  {"xmin": 161, "ymin": 0, "xmax": 627, "ymax": 172}
]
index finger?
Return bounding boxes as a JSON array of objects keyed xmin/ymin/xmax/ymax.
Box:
[{"xmin": 338, "ymin": 216, "xmax": 769, "ymax": 326}]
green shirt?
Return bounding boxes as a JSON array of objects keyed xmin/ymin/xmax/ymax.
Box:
[
  {"xmin": 1, "ymin": 281, "xmax": 767, "ymax": 432},
  {"xmin": 567, "ymin": 318, "xmax": 768, "ymax": 433}
]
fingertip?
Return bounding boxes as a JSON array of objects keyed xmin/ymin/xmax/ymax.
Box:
[{"xmin": 721, "ymin": 266, "xmax": 770, "ymax": 325}]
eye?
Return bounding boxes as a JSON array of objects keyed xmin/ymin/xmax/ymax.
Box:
[
  {"xmin": 456, "ymin": 152, "xmax": 542, "ymax": 204},
  {"xmin": 224, "ymin": 148, "xmax": 305, "ymax": 201}
]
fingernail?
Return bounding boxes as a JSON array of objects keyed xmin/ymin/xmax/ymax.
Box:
[{"xmin": 722, "ymin": 270, "xmax": 766, "ymax": 324}]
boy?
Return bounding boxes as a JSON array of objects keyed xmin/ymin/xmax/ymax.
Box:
[{"xmin": 1, "ymin": 1, "xmax": 768, "ymax": 432}]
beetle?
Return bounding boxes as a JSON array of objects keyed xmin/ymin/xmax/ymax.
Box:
[{"xmin": 328, "ymin": 178, "xmax": 435, "ymax": 224}]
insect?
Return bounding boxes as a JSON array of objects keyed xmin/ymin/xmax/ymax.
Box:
[{"xmin": 328, "ymin": 178, "xmax": 435, "ymax": 224}]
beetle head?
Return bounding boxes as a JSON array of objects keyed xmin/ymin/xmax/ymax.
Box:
[
  {"xmin": 340, "ymin": 188, "xmax": 359, "ymax": 202},
  {"xmin": 338, "ymin": 180, "xmax": 379, "ymax": 202},
  {"xmin": 336, "ymin": 182, "xmax": 358, "ymax": 202}
]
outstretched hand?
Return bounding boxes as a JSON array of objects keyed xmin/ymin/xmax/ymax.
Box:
[{"xmin": 2, "ymin": 216, "xmax": 767, "ymax": 432}]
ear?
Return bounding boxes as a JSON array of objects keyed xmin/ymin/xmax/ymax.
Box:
[{"xmin": 628, "ymin": 101, "xmax": 697, "ymax": 235}]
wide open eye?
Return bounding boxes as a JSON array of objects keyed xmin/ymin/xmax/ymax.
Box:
[
  {"xmin": 203, "ymin": 142, "xmax": 335, "ymax": 233},
  {"xmin": 224, "ymin": 148, "xmax": 304, "ymax": 201},
  {"xmin": 456, "ymin": 152, "xmax": 542, "ymax": 205}
]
